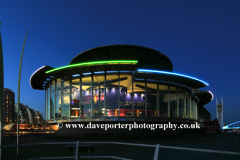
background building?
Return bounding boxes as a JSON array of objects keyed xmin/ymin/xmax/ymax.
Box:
[
  {"xmin": 14, "ymin": 103, "xmax": 44, "ymax": 125},
  {"xmin": 3, "ymin": 88, "xmax": 15, "ymax": 125},
  {"xmin": 3, "ymin": 88, "xmax": 44, "ymax": 130}
]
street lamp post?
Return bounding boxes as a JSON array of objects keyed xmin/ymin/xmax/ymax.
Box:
[{"xmin": 17, "ymin": 30, "xmax": 28, "ymax": 155}]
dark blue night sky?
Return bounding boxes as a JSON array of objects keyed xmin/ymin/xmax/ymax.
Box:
[{"xmin": 1, "ymin": 0, "xmax": 239, "ymax": 124}]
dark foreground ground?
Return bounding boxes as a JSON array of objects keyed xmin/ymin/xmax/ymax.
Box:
[{"xmin": 2, "ymin": 131, "xmax": 240, "ymax": 160}]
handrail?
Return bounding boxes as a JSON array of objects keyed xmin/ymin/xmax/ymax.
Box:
[
  {"xmin": 158, "ymin": 145, "xmax": 240, "ymax": 155},
  {"xmin": 1, "ymin": 141, "xmax": 240, "ymax": 160}
]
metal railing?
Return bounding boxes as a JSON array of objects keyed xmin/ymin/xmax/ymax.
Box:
[{"xmin": 1, "ymin": 141, "xmax": 240, "ymax": 160}]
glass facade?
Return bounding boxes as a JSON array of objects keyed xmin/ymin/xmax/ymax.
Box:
[
  {"xmin": 71, "ymin": 78, "xmax": 80, "ymax": 117},
  {"xmin": 62, "ymin": 80, "xmax": 70, "ymax": 118},
  {"xmin": 45, "ymin": 74, "xmax": 198, "ymax": 121},
  {"xmin": 93, "ymin": 75, "xmax": 105, "ymax": 117},
  {"xmin": 119, "ymin": 74, "xmax": 133, "ymax": 116},
  {"xmin": 82, "ymin": 76, "xmax": 92, "ymax": 117},
  {"xmin": 159, "ymin": 84, "xmax": 168, "ymax": 117},
  {"xmin": 133, "ymin": 82, "xmax": 146, "ymax": 117},
  {"xmin": 106, "ymin": 74, "xmax": 119, "ymax": 116},
  {"xmin": 56, "ymin": 79, "xmax": 61, "ymax": 118}
]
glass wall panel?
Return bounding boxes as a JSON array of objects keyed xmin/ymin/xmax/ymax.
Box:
[
  {"xmin": 44, "ymin": 76, "xmax": 195, "ymax": 120},
  {"xmin": 56, "ymin": 78, "xmax": 61, "ymax": 118},
  {"xmin": 194, "ymin": 101, "xmax": 198, "ymax": 120},
  {"xmin": 178, "ymin": 88, "xmax": 184, "ymax": 118},
  {"xmin": 47, "ymin": 85, "xmax": 50, "ymax": 120},
  {"xmin": 45, "ymin": 89, "xmax": 48, "ymax": 121},
  {"xmin": 192, "ymin": 98, "xmax": 196, "ymax": 120},
  {"xmin": 159, "ymin": 85, "xmax": 168, "ymax": 117},
  {"xmin": 62, "ymin": 80, "xmax": 70, "ymax": 118},
  {"xmin": 133, "ymin": 82, "xmax": 145, "ymax": 117},
  {"xmin": 93, "ymin": 75, "xmax": 105, "ymax": 117},
  {"xmin": 50, "ymin": 80, "xmax": 55, "ymax": 119},
  {"xmin": 81, "ymin": 77, "xmax": 92, "ymax": 117},
  {"xmin": 71, "ymin": 78, "xmax": 80, "ymax": 117},
  {"xmin": 106, "ymin": 75, "xmax": 119, "ymax": 117},
  {"xmin": 186, "ymin": 91, "xmax": 190, "ymax": 119},
  {"xmin": 146, "ymin": 83, "xmax": 157, "ymax": 117},
  {"xmin": 170, "ymin": 86, "xmax": 177, "ymax": 118},
  {"xmin": 192, "ymin": 100, "xmax": 195, "ymax": 119},
  {"xmin": 190, "ymin": 98, "xmax": 193, "ymax": 119},
  {"xmin": 119, "ymin": 74, "xmax": 133, "ymax": 116}
]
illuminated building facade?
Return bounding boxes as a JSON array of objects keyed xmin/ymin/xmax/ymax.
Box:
[{"xmin": 30, "ymin": 45, "xmax": 213, "ymax": 130}]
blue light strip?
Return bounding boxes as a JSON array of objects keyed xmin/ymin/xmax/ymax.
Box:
[
  {"xmin": 138, "ymin": 69, "xmax": 209, "ymax": 86},
  {"xmin": 225, "ymin": 121, "xmax": 240, "ymax": 127},
  {"xmin": 94, "ymin": 71, "xmax": 105, "ymax": 74},
  {"xmin": 72, "ymin": 74, "xmax": 80, "ymax": 77},
  {"xmin": 223, "ymin": 126, "xmax": 240, "ymax": 129},
  {"xmin": 107, "ymin": 71, "xmax": 118, "ymax": 73},
  {"xmin": 82, "ymin": 72, "xmax": 92, "ymax": 75}
]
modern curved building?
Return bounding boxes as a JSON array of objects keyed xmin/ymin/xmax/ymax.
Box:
[
  {"xmin": 30, "ymin": 45, "xmax": 213, "ymax": 137},
  {"xmin": 14, "ymin": 103, "xmax": 44, "ymax": 125}
]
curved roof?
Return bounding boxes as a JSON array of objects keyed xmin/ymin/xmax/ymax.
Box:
[
  {"xmin": 70, "ymin": 45, "xmax": 173, "ymax": 72},
  {"xmin": 30, "ymin": 45, "xmax": 210, "ymax": 90},
  {"xmin": 30, "ymin": 65, "xmax": 54, "ymax": 90},
  {"xmin": 194, "ymin": 91, "xmax": 213, "ymax": 105}
]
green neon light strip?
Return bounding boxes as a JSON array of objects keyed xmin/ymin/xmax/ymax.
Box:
[{"xmin": 45, "ymin": 60, "xmax": 138, "ymax": 74}]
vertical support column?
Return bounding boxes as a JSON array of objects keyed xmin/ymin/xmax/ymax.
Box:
[
  {"xmin": 132, "ymin": 72, "xmax": 134, "ymax": 116},
  {"xmin": 156, "ymin": 83, "xmax": 159, "ymax": 117},
  {"xmin": 145, "ymin": 81, "xmax": 147, "ymax": 117},
  {"xmin": 45, "ymin": 85, "xmax": 48, "ymax": 121},
  {"xmin": 193, "ymin": 101, "xmax": 195, "ymax": 120},
  {"xmin": 61, "ymin": 79, "xmax": 63, "ymax": 119},
  {"xmin": 50, "ymin": 82, "xmax": 52, "ymax": 119},
  {"xmin": 192, "ymin": 100, "xmax": 194, "ymax": 119},
  {"xmin": 167, "ymin": 85, "xmax": 170, "ymax": 118},
  {"xmin": 79, "ymin": 77, "xmax": 82, "ymax": 118},
  {"xmin": 195, "ymin": 101, "xmax": 197, "ymax": 120},
  {"xmin": 153, "ymin": 144, "xmax": 160, "ymax": 160},
  {"xmin": 189, "ymin": 95, "xmax": 192, "ymax": 119},
  {"xmin": 69, "ymin": 78, "xmax": 72, "ymax": 119},
  {"xmin": 195, "ymin": 102, "xmax": 198, "ymax": 120},
  {"xmin": 194, "ymin": 100, "xmax": 196, "ymax": 120},
  {"xmin": 75, "ymin": 141, "xmax": 80, "ymax": 160},
  {"xmin": 183, "ymin": 92, "xmax": 186, "ymax": 118},
  {"xmin": 118, "ymin": 73, "xmax": 120, "ymax": 116},
  {"xmin": 98, "ymin": 85, "xmax": 101, "ymax": 116},
  {"xmin": 104, "ymin": 73, "xmax": 106, "ymax": 117},
  {"xmin": 54, "ymin": 79, "xmax": 57, "ymax": 120},
  {"xmin": 176, "ymin": 88, "xmax": 179, "ymax": 118},
  {"xmin": 91, "ymin": 74, "xmax": 93, "ymax": 117},
  {"xmin": 45, "ymin": 88, "xmax": 47, "ymax": 122}
]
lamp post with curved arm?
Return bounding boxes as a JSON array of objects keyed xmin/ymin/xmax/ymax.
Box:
[{"xmin": 17, "ymin": 30, "xmax": 28, "ymax": 155}]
